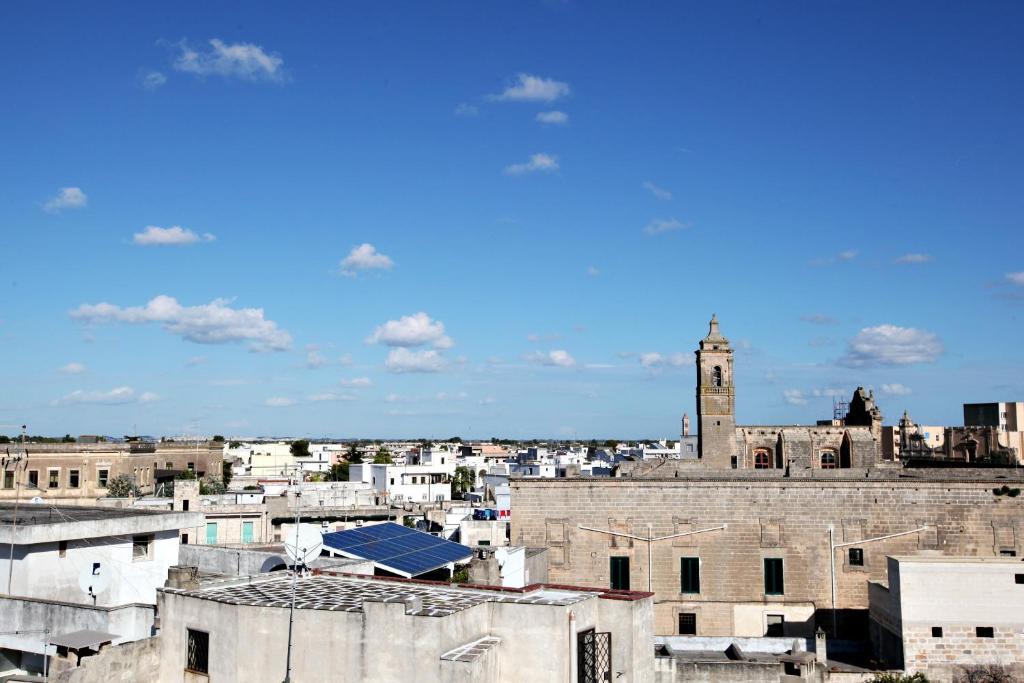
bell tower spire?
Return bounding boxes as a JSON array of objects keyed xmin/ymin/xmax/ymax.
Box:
[{"xmin": 695, "ymin": 314, "xmax": 736, "ymax": 468}]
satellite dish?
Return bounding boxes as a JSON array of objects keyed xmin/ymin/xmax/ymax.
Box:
[
  {"xmin": 79, "ymin": 561, "xmax": 111, "ymax": 597},
  {"xmin": 29, "ymin": 497, "xmax": 44, "ymax": 504},
  {"xmin": 284, "ymin": 524, "xmax": 323, "ymax": 567}
]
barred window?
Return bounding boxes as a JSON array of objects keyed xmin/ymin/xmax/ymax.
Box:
[{"xmin": 186, "ymin": 628, "xmax": 209, "ymax": 674}]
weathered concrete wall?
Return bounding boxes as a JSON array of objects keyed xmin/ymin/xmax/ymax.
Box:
[
  {"xmin": 510, "ymin": 477, "xmax": 1024, "ymax": 637},
  {"xmin": 0, "ymin": 595, "xmax": 154, "ymax": 654},
  {"xmin": 53, "ymin": 636, "xmax": 160, "ymax": 683},
  {"xmin": 176, "ymin": 544, "xmax": 373, "ymax": 575}
]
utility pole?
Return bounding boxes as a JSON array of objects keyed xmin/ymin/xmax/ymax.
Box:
[{"xmin": 282, "ymin": 483, "xmax": 302, "ymax": 683}]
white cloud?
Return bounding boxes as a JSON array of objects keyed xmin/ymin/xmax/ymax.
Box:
[
  {"xmin": 811, "ymin": 387, "xmax": 846, "ymax": 398},
  {"xmin": 174, "ymin": 38, "xmax": 285, "ymax": 82},
  {"xmin": 801, "ymin": 313, "xmax": 838, "ymax": 325},
  {"xmin": 43, "ymin": 187, "xmax": 87, "ymax": 213},
  {"xmin": 132, "ymin": 225, "xmax": 215, "ymax": 246},
  {"xmin": 643, "ymin": 218, "xmax": 687, "ymax": 236},
  {"xmin": 185, "ymin": 356, "xmax": 206, "ymax": 367},
  {"xmin": 586, "ymin": 265, "xmax": 601, "ymax": 277},
  {"xmin": 454, "ymin": 103, "xmax": 478, "ymax": 116},
  {"xmin": 811, "ymin": 250, "xmax": 859, "ymax": 266},
  {"xmin": 489, "ymin": 73, "xmax": 569, "ymax": 102},
  {"xmin": 305, "ymin": 349, "xmax": 327, "ymax": 369},
  {"xmin": 536, "ymin": 110, "xmax": 568, "ymax": 125},
  {"xmin": 53, "ymin": 386, "xmax": 154, "ymax": 406},
  {"xmin": 385, "ymin": 348, "xmax": 445, "ymax": 373},
  {"xmin": 639, "ymin": 352, "xmax": 690, "ymax": 368},
  {"xmin": 479, "ymin": 396, "xmax": 497, "ymax": 405},
  {"xmin": 337, "ymin": 353, "xmax": 353, "ymax": 366},
  {"xmin": 69, "ymin": 295, "xmax": 292, "ymax": 352},
  {"xmin": 642, "ymin": 181, "xmax": 672, "ymax": 201},
  {"xmin": 838, "ymin": 250, "xmax": 858, "ymax": 261},
  {"xmin": 340, "ymin": 243, "xmax": 394, "ymax": 276},
  {"xmin": 783, "ymin": 389, "xmax": 807, "ymax": 406},
  {"xmin": 339, "ymin": 377, "xmax": 372, "ymax": 387},
  {"xmin": 1006, "ymin": 272, "xmax": 1024, "ymax": 286},
  {"xmin": 141, "ymin": 71, "xmax": 167, "ymax": 90},
  {"xmin": 59, "ymin": 362, "xmax": 86, "ymax": 375},
  {"xmin": 504, "ymin": 153, "xmax": 559, "ymax": 175},
  {"xmin": 307, "ymin": 392, "xmax": 356, "ymax": 402},
  {"xmin": 840, "ymin": 324, "xmax": 943, "ymax": 367},
  {"xmin": 264, "ymin": 396, "xmax": 296, "ymax": 407},
  {"xmin": 881, "ymin": 383, "xmax": 912, "ymax": 396},
  {"xmin": 896, "ymin": 253, "xmax": 931, "ymax": 264},
  {"xmin": 524, "ymin": 349, "xmax": 576, "ymax": 368},
  {"xmin": 366, "ymin": 312, "xmax": 452, "ymax": 348}
]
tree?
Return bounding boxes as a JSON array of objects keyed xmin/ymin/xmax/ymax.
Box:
[
  {"xmin": 105, "ymin": 474, "xmax": 142, "ymax": 498},
  {"xmin": 176, "ymin": 469, "xmax": 197, "ymax": 481},
  {"xmin": 221, "ymin": 461, "xmax": 233, "ymax": 489},
  {"xmin": 62, "ymin": 434, "xmax": 75, "ymax": 443},
  {"xmin": 228, "ymin": 440, "xmax": 242, "ymax": 449},
  {"xmin": 373, "ymin": 447, "xmax": 393, "ymax": 464},
  {"xmin": 867, "ymin": 674, "xmax": 929, "ymax": 683},
  {"xmin": 452, "ymin": 466, "xmax": 474, "ymax": 498},
  {"xmin": 211, "ymin": 434, "xmax": 225, "ymax": 443},
  {"xmin": 346, "ymin": 442, "xmax": 359, "ymax": 461},
  {"xmin": 448, "ymin": 436, "xmax": 462, "ymax": 443},
  {"xmin": 199, "ymin": 477, "xmax": 225, "ymax": 495},
  {"xmin": 956, "ymin": 665, "xmax": 1015, "ymax": 683},
  {"xmin": 603, "ymin": 439, "xmax": 619, "ymax": 450},
  {"xmin": 327, "ymin": 462, "xmax": 350, "ymax": 482},
  {"xmin": 290, "ymin": 439, "xmax": 311, "ymax": 458}
]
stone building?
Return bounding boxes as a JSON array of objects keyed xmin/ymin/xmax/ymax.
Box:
[{"xmin": 511, "ymin": 317, "xmax": 1024, "ymax": 639}]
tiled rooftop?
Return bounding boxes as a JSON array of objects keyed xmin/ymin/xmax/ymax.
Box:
[{"xmin": 162, "ymin": 574, "xmax": 598, "ymax": 617}]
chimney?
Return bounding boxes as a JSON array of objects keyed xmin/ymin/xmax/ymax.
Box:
[
  {"xmin": 814, "ymin": 627, "xmax": 827, "ymax": 665},
  {"xmin": 682, "ymin": 413, "xmax": 690, "ymax": 437}
]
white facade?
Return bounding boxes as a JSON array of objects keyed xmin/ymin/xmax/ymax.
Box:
[{"xmin": 350, "ymin": 462, "xmax": 454, "ymax": 503}]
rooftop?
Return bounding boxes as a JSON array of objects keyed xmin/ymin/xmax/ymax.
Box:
[
  {"xmin": 0, "ymin": 503, "xmax": 203, "ymax": 545},
  {"xmin": 0, "ymin": 503, "xmax": 173, "ymax": 527},
  {"xmin": 161, "ymin": 573, "xmax": 644, "ymax": 617},
  {"xmin": 890, "ymin": 555, "xmax": 1024, "ymax": 565}
]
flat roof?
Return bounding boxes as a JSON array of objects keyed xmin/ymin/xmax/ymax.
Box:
[
  {"xmin": 890, "ymin": 555, "xmax": 1024, "ymax": 565},
  {"xmin": 162, "ymin": 574, "xmax": 615, "ymax": 617},
  {"xmin": 49, "ymin": 630, "xmax": 119, "ymax": 650},
  {"xmin": 0, "ymin": 504, "xmax": 203, "ymax": 545},
  {"xmin": 0, "ymin": 504, "xmax": 177, "ymax": 527}
]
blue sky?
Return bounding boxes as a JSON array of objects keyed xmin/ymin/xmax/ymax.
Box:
[{"xmin": 2, "ymin": 2, "xmax": 1023, "ymax": 438}]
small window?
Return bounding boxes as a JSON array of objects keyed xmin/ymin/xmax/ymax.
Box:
[
  {"xmin": 764, "ymin": 558, "xmax": 784, "ymax": 595},
  {"xmin": 754, "ymin": 451, "xmax": 771, "ymax": 469},
  {"xmin": 730, "ymin": 456, "xmax": 738, "ymax": 469},
  {"xmin": 3, "ymin": 471, "xmax": 13, "ymax": 489},
  {"xmin": 48, "ymin": 469, "xmax": 60, "ymax": 488},
  {"xmin": 479, "ymin": 540, "xmax": 490, "ymax": 546},
  {"xmin": 932, "ymin": 627, "xmax": 943, "ymax": 638},
  {"xmin": 98, "ymin": 469, "xmax": 109, "ymax": 487},
  {"xmin": 182, "ymin": 499, "xmax": 189, "ymax": 511},
  {"xmin": 132, "ymin": 535, "xmax": 153, "ymax": 562},
  {"xmin": 976, "ymin": 627, "xmax": 994, "ymax": 638},
  {"xmin": 182, "ymin": 533, "xmax": 189, "ymax": 545},
  {"xmin": 610, "ymin": 556, "xmax": 630, "ymax": 591},
  {"xmin": 678, "ymin": 612, "xmax": 697, "ymax": 635},
  {"xmin": 68, "ymin": 470, "xmax": 80, "ymax": 488},
  {"xmin": 848, "ymin": 548, "xmax": 864, "ymax": 566},
  {"xmin": 28, "ymin": 470, "xmax": 39, "ymax": 487},
  {"xmin": 59, "ymin": 541, "xmax": 68, "ymax": 558},
  {"xmin": 390, "ymin": 478, "xmax": 395, "ymax": 485},
  {"xmin": 165, "ymin": 461, "xmax": 173, "ymax": 469},
  {"xmin": 999, "ymin": 549, "xmax": 1017, "ymax": 557},
  {"xmin": 766, "ymin": 614, "xmax": 785, "ymax": 637},
  {"xmin": 712, "ymin": 366, "xmax": 722, "ymax": 387},
  {"xmin": 1015, "ymin": 574, "xmax": 1024, "ymax": 585},
  {"xmin": 187, "ymin": 462, "xmax": 195, "ymax": 472},
  {"xmin": 820, "ymin": 452, "xmax": 836, "ymax": 469},
  {"xmin": 186, "ymin": 628, "xmax": 209, "ymax": 674},
  {"xmin": 680, "ymin": 557, "xmax": 700, "ymax": 594}
]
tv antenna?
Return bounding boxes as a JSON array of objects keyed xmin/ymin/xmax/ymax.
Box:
[{"xmin": 78, "ymin": 561, "xmax": 111, "ymax": 605}]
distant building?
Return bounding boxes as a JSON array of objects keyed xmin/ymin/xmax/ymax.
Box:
[
  {"xmin": 964, "ymin": 402, "xmax": 1024, "ymax": 431},
  {"xmin": 870, "ymin": 556, "xmax": 1024, "ymax": 680}
]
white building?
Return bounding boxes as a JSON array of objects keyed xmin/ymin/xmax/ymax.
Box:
[{"xmin": 350, "ymin": 456, "xmax": 455, "ymax": 503}]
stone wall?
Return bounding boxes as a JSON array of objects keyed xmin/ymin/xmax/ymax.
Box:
[
  {"xmin": 510, "ymin": 477, "xmax": 1024, "ymax": 637},
  {"xmin": 53, "ymin": 637, "xmax": 160, "ymax": 683},
  {"xmin": 902, "ymin": 624, "xmax": 1024, "ymax": 681}
]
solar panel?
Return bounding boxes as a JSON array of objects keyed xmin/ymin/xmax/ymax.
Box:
[{"xmin": 322, "ymin": 523, "xmax": 473, "ymax": 577}]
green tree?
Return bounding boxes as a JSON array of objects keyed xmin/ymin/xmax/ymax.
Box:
[
  {"xmin": 221, "ymin": 461, "xmax": 233, "ymax": 489},
  {"xmin": 62, "ymin": 434, "xmax": 75, "ymax": 443},
  {"xmin": 373, "ymin": 447, "xmax": 393, "ymax": 464},
  {"xmin": 603, "ymin": 439, "xmax": 619, "ymax": 450},
  {"xmin": 228, "ymin": 440, "xmax": 242, "ymax": 449},
  {"xmin": 452, "ymin": 466, "xmax": 474, "ymax": 498},
  {"xmin": 211, "ymin": 434, "xmax": 225, "ymax": 443},
  {"xmin": 290, "ymin": 439, "xmax": 311, "ymax": 458},
  {"xmin": 867, "ymin": 674, "xmax": 929, "ymax": 683},
  {"xmin": 199, "ymin": 477, "xmax": 225, "ymax": 495},
  {"xmin": 105, "ymin": 474, "xmax": 142, "ymax": 498},
  {"xmin": 176, "ymin": 469, "xmax": 197, "ymax": 481},
  {"xmin": 327, "ymin": 462, "xmax": 350, "ymax": 481},
  {"xmin": 447, "ymin": 436, "xmax": 462, "ymax": 443},
  {"xmin": 346, "ymin": 442, "xmax": 359, "ymax": 461}
]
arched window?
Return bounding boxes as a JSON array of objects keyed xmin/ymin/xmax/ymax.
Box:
[
  {"xmin": 820, "ymin": 451, "xmax": 836, "ymax": 469},
  {"xmin": 712, "ymin": 366, "xmax": 722, "ymax": 387},
  {"xmin": 754, "ymin": 450, "xmax": 771, "ymax": 469}
]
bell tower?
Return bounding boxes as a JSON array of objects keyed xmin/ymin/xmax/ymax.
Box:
[{"xmin": 695, "ymin": 314, "xmax": 736, "ymax": 468}]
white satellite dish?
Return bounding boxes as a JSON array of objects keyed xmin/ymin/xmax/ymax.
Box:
[
  {"xmin": 78, "ymin": 561, "xmax": 111, "ymax": 598},
  {"xmin": 284, "ymin": 524, "xmax": 323, "ymax": 566},
  {"xmin": 29, "ymin": 497, "xmax": 44, "ymax": 504}
]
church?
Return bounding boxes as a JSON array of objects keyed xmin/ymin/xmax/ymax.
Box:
[{"xmin": 692, "ymin": 314, "xmax": 885, "ymax": 473}]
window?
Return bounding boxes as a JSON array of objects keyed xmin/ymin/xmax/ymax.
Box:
[
  {"xmin": 754, "ymin": 451, "xmax": 771, "ymax": 469},
  {"xmin": 48, "ymin": 469, "xmax": 60, "ymax": 488},
  {"xmin": 479, "ymin": 540, "xmax": 490, "ymax": 546},
  {"xmin": 712, "ymin": 366, "xmax": 722, "ymax": 387},
  {"xmin": 69, "ymin": 470, "xmax": 80, "ymax": 488},
  {"xmin": 820, "ymin": 452, "xmax": 836, "ymax": 469},
  {"xmin": 766, "ymin": 614, "xmax": 785, "ymax": 637},
  {"xmin": 932, "ymin": 627, "xmax": 943, "ymax": 638},
  {"xmin": 3, "ymin": 471, "xmax": 13, "ymax": 489},
  {"xmin": 390, "ymin": 478, "xmax": 395, "ymax": 485},
  {"xmin": 848, "ymin": 548, "xmax": 864, "ymax": 566},
  {"xmin": 98, "ymin": 469, "xmax": 109, "ymax": 487},
  {"xmin": 132, "ymin": 535, "xmax": 153, "ymax": 561},
  {"xmin": 1015, "ymin": 574, "xmax": 1024, "ymax": 585},
  {"xmin": 165, "ymin": 461, "xmax": 173, "ymax": 469},
  {"xmin": 187, "ymin": 462, "xmax": 195, "ymax": 472},
  {"xmin": 182, "ymin": 533, "xmax": 189, "ymax": 545},
  {"xmin": 59, "ymin": 541, "xmax": 68, "ymax": 558},
  {"xmin": 610, "ymin": 556, "xmax": 630, "ymax": 590},
  {"xmin": 28, "ymin": 470, "xmax": 39, "ymax": 487},
  {"xmin": 680, "ymin": 557, "xmax": 700, "ymax": 594},
  {"xmin": 678, "ymin": 612, "xmax": 697, "ymax": 635},
  {"xmin": 730, "ymin": 456, "xmax": 738, "ymax": 469},
  {"xmin": 764, "ymin": 558, "xmax": 784, "ymax": 595},
  {"xmin": 182, "ymin": 499, "xmax": 189, "ymax": 511},
  {"xmin": 186, "ymin": 628, "xmax": 209, "ymax": 674},
  {"xmin": 999, "ymin": 549, "xmax": 1017, "ymax": 557},
  {"xmin": 976, "ymin": 627, "xmax": 994, "ymax": 638}
]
